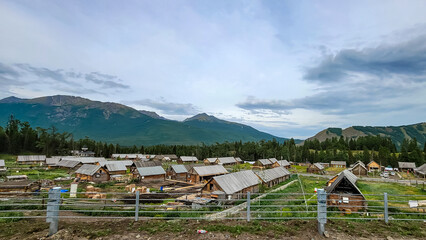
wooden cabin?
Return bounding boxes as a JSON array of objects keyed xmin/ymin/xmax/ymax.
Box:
[
  {"xmin": 0, "ymin": 180, "xmax": 40, "ymax": 193},
  {"xmin": 326, "ymin": 170, "xmax": 367, "ymax": 212},
  {"xmin": 75, "ymin": 164, "xmax": 110, "ymax": 183},
  {"xmin": 350, "ymin": 162, "xmax": 368, "ymax": 176},
  {"xmin": 104, "ymin": 163, "xmax": 128, "ymax": 175},
  {"xmin": 307, "ymin": 163, "xmax": 325, "ymax": 174},
  {"xmin": 46, "ymin": 157, "xmax": 61, "ymax": 169},
  {"xmin": 367, "ymin": 161, "xmax": 380, "ymax": 171},
  {"xmin": 135, "ymin": 166, "xmax": 166, "ymax": 181},
  {"xmin": 253, "ymin": 159, "xmax": 279, "ymax": 169},
  {"xmin": 56, "ymin": 159, "xmax": 81, "ymax": 170},
  {"xmin": 255, "ymin": 167, "xmax": 291, "ymax": 188},
  {"xmin": 167, "ymin": 165, "xmax": 188, "ymax": 181},
  {"xmin": 204, "ymin": 158, "xmax": 218, "ymax": 165},
  {"xmin": 177, "ymin": 156, "xmax": 198, "ymax": 164},
  {"xmin": 187, "ymin": 165, "xmax": 228, "ymax": 184},
  {"xmin": 277, "ymin": 160, "xmax": 291, "ymax": 169},
  {"xmin": 235, "ymin": 157, "xmax": 243, "ymax": 164},
  {"xmin": 111, "ymin": 154, "xmax": 142, "ymax": 160},
  {"xmin": 331, "ymin": 161, "xmax": 346, "ymax": 168},
  {"xmin": 16, "ymin": 155, "xmax": 46, "ymax": 165},
  {"xmin": 215, "ymin": 157, "xmax": 238, "ymax": 166},
  {"xmin": 202, "ymin": 170, "xmax": 260, "ymax": 200},
  {"xmin": 398, "ymin": 162, "xmax": 416, "ymax": 172}
]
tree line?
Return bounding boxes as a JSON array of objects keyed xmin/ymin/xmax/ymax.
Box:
[{"xmin": 0, "ymin": 116, "xmax": 424, "ymax": 167}]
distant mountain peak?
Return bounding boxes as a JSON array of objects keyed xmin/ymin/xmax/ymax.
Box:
[
  {"xmin": 184, "ymin": 113, "xmax": 221, "ymax": 122},
  {"xmin": 0, "ymin": 96, "xmax": 24, "ymax": 103},
  {"xmin": 138, "ymin": 110, "xmax": 166, "ymax": 120}
]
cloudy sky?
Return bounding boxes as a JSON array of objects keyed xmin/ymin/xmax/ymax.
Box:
[{"xmin": 1, "ymin": 0, "xmax": 425, "ymax": 139}]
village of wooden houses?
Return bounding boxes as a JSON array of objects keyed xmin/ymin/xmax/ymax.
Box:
[{"xmin": 1, "ymin": 147, "xmax": 425, "ymax": 219}]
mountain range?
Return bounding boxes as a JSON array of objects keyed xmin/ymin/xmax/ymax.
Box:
[{"xmin": 0, "ymin": 95, "xmax": 287, "ymax": 145}]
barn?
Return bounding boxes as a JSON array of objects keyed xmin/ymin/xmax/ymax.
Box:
[
  {"xmin": 255, "ymin": 167, "xmax": 291, "ymax": 187},
  {"xmin": 75, "ymin": 164, "xmax": 110, "ymax": 183},
  {"xmin": 331, "ymin": 161, "xmax": 346, "ymax": 168},
  {"xmin": 367, "ymin": 160, "xmax": 380, "ymax": 171},
  {"xmin": 307, "ymin": 163, "xmax": 325, "ymax": 174},
  {"xmin": 177, "ymin": 156, "xmax": 199, "ymax": 164},
  {"xmin": 201, "ymin": 170, "xmax": 260, "ymax": 199},
  {"xmin": 350, "ymin": 162, "xmax": 368, "ymax": 176},
  {"xmin": 326, "ymin": 170, "xmax": 367, "ymax": 212},
  {"xmin": 187, "ymin": 165, "xmax": 228, "ymax": 184}
]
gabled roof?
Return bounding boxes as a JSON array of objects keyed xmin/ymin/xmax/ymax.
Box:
[
  {"xmin": 191, "ymin": 165, "xmax": 228, "ymax": 176},
  {"xmin": 258, "ymin": 159, "xmax": 273, "ymax": 165},
  {"xmin": 111, "ymin": 154, "xmax": 142, "ymax": 159},
  {"xmin": 204, "ymin": 158, "xmax": 218, "ymax": 163},
  {"xmin": 311, "ymin": 163, "xmax": 325, "ymax": 170},
  {"xmin": 163, "ymin": 154, "xmax": 178, "ymax": 159},
  {"xmin": 216, "ymin": 157, "xmax": 236, "ymax": 164},
  {"xmin": 326, "ymin": 170, "xmax": 364, "ymax": 198},
  {"xmin": 179, "ymin": 156, "xmax": 198, "ymax": 162},
  {"xmin": 46, "ymin": 157, "xmax": 61, "ymax": 166},
  {"xmin": 75, "ymin": 164, "xmax": 102, "ymax": 176},
  {"xmin": 171, "ymin": 165, "xmax": 188, "ymax": 174},
  {"xmin": 269, "ymin": 158, "xmax": 278, "ymax": 163},
  {"xmin": 367, "ymin": 160, "xmax": 380, "ymax": 167},
  {"xmin": 415, "ymin": 164, "xmax": 426, "ymax": 175},
  {"xmin": 255, "ymin": 167, "xmax": 291, "ymax": 183},
  {"xmin": 235, "ymin": 157, "xmax": 242, "ymax": 162},
  {"xmin": 134, "ymin": 160, "xmax": 162, "ymax": 168},
  {"xmin": 398, "ymin": 162, "xmax": 416, "ymax": 169},
  {"xmin": 277, "ymin": 160, "xmax": 290, "ymax": 167},
  {"xmin": 351, "ymin": 162, "xmax": 367, "ymax": 171},
  {"xmin": 137, "ymin": 166, "xmax": 166, "ymax": 177},
  {"xmin": 61, "ymin": 157, "xmax": 106, "ymax": 164},
  {"xmin": 56, "ymin": 159, "xmax": 80, "ymax": 168},
  {"xmin": 331, "ymin": 161, "xmax": 346, "ymax": 165},
  {"xmin": 211, "ymin": 170, "xmax": 260, "ymax": 195},
  {"xmin": 0, "ymin": 159, "xmax": 5, "ymax": 167},
  {"xmin": 17, "ymin": 155, "xmax": 46, "ymax": 162},
  {"xmin": 105, "ymin": 163, "xmax": 127, "ymax": 172},
  {"xmin": 98, "ymin": 160, "xmax": 133, "ymax": 167}
]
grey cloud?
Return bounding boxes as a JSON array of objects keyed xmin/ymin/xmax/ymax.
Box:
[
  {"xmin": 85, "ymin": 72, "xmax": 129, "ymax": 89},
  {"xmin": 130, "ymin": 99, "xmax": 199, "ymax": 115},
  {"xmin": 304, "ymin": 35, "xmax": 426, "ymax": 83}
]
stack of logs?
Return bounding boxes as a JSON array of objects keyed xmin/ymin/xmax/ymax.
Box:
[{"xmin": 85, "ymin": 185, "xmax": 106, "ymax": 199}]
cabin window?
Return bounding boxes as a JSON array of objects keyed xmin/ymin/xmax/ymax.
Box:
[{"xmin": 342, "ymin": 197, "xmax": 349, "ymax": 204}]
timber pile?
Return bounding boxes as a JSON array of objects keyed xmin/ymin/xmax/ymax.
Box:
[{"xmin": 85, "ymin": 185, "xmax": 106, "ymax": 199}]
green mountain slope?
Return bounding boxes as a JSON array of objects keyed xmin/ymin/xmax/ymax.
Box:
[
  {"xmin": 0, "ymin": 95, "xmax": 286, "ymax": 145},
  {"xmin": 304, "ymin": 123, "xmax": 426, "ymax": 148}
]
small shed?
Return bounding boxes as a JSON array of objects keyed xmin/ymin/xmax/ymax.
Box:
[
  {"xmin": 202, "ymin": 170, "xmax": 260, "ymax": 199},
  {"xmin": 167, "ymin": 165, "xmax": 188, "ymax": 180},
  {"xmin": 6, "ymin": 175, "xmax": 29, "ymax": 181},
  {"xmin": 215, "ymin": 157, "xmax": 238, "ymax": 166},
  {"xmin": 255, "ymin": 167, "xmax": 291, "ymax": 187},
  {"xmin": 326, "ymin": 170, "xmax": 367, "ymax": 212},
  {"xmin": 177, "ymin": 156, "xmax": 198, "ymax": 164},
  {"xmin": 350, "ymin": 162, "xmax": 368, "ymax": 176},
  {"xmin": 331, "ymin": 161, "xmax": 346, "ymax": 168},
  {"xmin": 75, "ymin": 164, "xmax": 110, "ymax": 183},
  {"xmin": 136, "ymin": 166, "xmax": 166, "ymax": 181},
  {"xmin": 398, "ymin": 162, "xmax": 416, "ymax": 172},
  {"xmin": 204, "ymin": 158, "xmax": 218, "ymax": 165},
  {"xmin": 277, "ymin": 160, "xmax": 291, "ymax": 169},
  {"xmin": 307, "ymin": 163, "xmax": 325, "ymax": 174},
  {"xmin": 17, "ymin": 155, "xmax": 46, "ymax": 165},
  {"xmin": 188, "ymin": 165, "xmax": 228, "ymax": 184},
  {"xmin": 367, "ymin": 161, "xmax": 380, "ymax": 171}
]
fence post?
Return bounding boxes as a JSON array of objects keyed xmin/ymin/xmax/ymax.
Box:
[
  {"xmin": 246, "ymin": 192, "xmax": 251, "ymax": 222},
  {"xmin": 317, "ymin": 189, "xmax": 327, "ymax": 236},
  {"xmin": 384, "ymin": 192, "xmax": 388, "ymax": 223},
  {"xmin": 135, "ymin": 191, "xmax": 140, "ymax": 221},
  {"xmin": 46, "ymin": 187, "xmax": 61, "ymax": 236}
]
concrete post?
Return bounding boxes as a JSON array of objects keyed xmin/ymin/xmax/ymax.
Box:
[
  {"xmin": 384, "ymin": 192, "xmax": 388, "ymax": 223},
  {"xmin": 317, "ymin": 189, "xmax": 327, "ymax": 236},
  {"xmin": 247, "ymin": 192, "xmax": 251, "ymax": 222},
  {"xmin": 46, "ymin": 187, "xmax": 61, "ymax": 236},
  {"xmin": 135, "ymin": 191, "xmax": 140, "ymax": 221}
]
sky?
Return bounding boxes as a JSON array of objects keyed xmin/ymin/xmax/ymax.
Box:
[{"xmin": 0, "ymin": 0, "xmax": 425, "ymax": 139}]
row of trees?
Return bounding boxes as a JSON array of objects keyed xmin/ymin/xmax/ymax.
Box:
[{"xmin": 0, "ymin": 117, "xmax": 425, "ymax": 168}]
